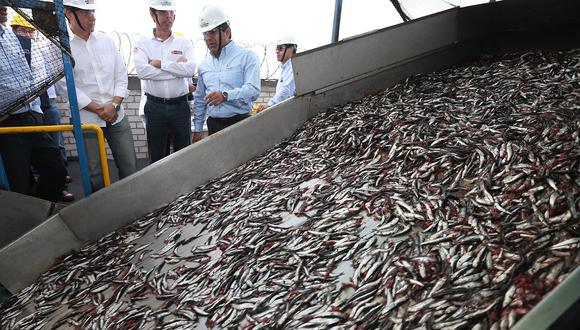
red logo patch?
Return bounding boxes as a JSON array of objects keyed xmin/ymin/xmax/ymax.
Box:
[{"xmin": 171, "ymin": 50, "xmax": 183, "ymax": 55}]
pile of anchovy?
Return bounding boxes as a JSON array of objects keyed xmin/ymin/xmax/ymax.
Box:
[{"xmin": 1, "ymin": 49, "xmax": 579, "ymax": 329}]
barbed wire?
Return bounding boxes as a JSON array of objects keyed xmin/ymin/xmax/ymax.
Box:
[{"xmin": 105, "ymin": 30, "xmax": 284, "ymax": 80}]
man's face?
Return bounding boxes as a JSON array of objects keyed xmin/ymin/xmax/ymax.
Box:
[
  {"xmin": 13, "ymin": 26, "xmax": 36, "ymax": 38},
  {"xmin": 0, "ymin": 7, "xmax": 8, "ymax": 26},
  {"xmin": 203, "ymin": 27, "xmax": 225, "ymax": 56},
  {"xmin": 276, "ymin": 44, "xmax": 294, "ymax": 63},
  {"xmin": 66, "ymin": 8, "xmax": 96, "ymax": 34},
  {"xmin": 151, "ymin": 10, "xmax": 174, "ymax": 31}
]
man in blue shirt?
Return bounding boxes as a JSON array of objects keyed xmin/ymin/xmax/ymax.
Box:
[
  {"xmin": 256, "ymin": 35, "xmax": 297, "ymax": 112},
  {"xmin": 192, "ymin": 4, "xmax": 261, "ymax": 142},
  {"xmin": 0, "ymin": 18, "xmax": 66, "ymax": 202}
]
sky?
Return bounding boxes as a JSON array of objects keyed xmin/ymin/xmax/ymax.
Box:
[
  {"xmin": 8, "ymin": 0, "xmax": 490, "ymax": 77},
  {"xmin": 94, "ymin": 0, "xmax": 484, "ymax": 49}
]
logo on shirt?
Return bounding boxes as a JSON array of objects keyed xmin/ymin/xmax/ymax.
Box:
[{"xmin": 171, "ymin": 50, "xmax": 183, "ymax": 55}]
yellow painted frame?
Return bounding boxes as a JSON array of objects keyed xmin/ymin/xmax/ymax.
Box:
[{"xmin": 0, "ymin": 124, "xmax": 110, "ymax": 187}]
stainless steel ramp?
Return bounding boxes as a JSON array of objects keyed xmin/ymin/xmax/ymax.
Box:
[
  {"xmin": 0, "ymin": 0, "xmax": 578, "ymax": 327},
  {"xmin": 0, "ymin": 191, "xmax": 62, "ymax": 248}
]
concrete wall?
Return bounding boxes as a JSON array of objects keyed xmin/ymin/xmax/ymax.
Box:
[{"xmin": 56, "ymin": 77, "xmax": 277, "ymax": 160}]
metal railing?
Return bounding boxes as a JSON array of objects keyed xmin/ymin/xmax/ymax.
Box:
[{"xmin": 0, "ymin": 124, "xmax": 111, "ymax": 192}]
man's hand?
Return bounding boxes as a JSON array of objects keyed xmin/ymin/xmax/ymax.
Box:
[
  {"xmin": 256, "ymin": 103, "xmax": 268, "ymax": 113},
  {"xmin": 98, "ymin": 103, "xmax": 118, "ymax": 123},
  {"xmin": 205, "ymin": 91, "xmax": 225, "ymax": 106},
  {"xmin": 149, "ymin": 59, "xmax": 162, "ymax": 68},
  {"xmin": 188, "ymin": 83, "xmax": 196, "ymax": 93},
  {"xmin": 192, "ymin": 132, "xmax": 204, "ymax": 143}
]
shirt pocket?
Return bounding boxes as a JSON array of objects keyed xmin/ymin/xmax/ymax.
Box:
[{"xmin": 223, "ymin": 65, "xmax": 243, "ymax": 89}]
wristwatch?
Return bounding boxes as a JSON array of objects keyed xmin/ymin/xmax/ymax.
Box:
[
  {"xmin": 221, "ymin": 91, "xmax": 228, "ymax": 102},
  {"xmin": 112, "ymin": 102, "xmax": 121, "ymax": 112}
]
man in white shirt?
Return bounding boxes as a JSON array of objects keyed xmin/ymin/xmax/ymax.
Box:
[
  {"xmin": 61, "ymin": 0, "xmax": 136, "ymax": 191},
  {"xmin": 257, "ymin": 35, "xmax": 297, "ymax": 112},
  {"xmin": 133, "ymin": 0, "xmax": 196, "ymax": 163}
]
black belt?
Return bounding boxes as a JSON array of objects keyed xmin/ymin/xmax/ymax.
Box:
[
  {"xmin": 208, "ymin": 113, "xmax": 250, "ymax": 124},
  {"xmin": 145, "ymin": 93, "xmax": 190, "ymax": 104}
]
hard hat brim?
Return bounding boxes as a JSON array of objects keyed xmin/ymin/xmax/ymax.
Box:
[
  {"xmin": 150, "ymin": 5, "xmax": 176, "ymax": 11},
  {"xmin": 66, "ymin": 4, "xmax": 97, "ymax": 10},
  {"xmin": 200, "ymin": 21, "xmax": 228, "ymax": 33}
]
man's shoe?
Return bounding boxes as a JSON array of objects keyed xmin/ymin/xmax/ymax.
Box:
[
  {"xmin": 65, "ymin": 175, "xmax": 73, "ymax": 183},
  {"xmin": 61, "ymin": 190, "xmax": 75, "ymax": 202}
]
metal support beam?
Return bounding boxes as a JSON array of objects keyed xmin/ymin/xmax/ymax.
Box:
[
  {"xmin": 331, "ymin": 0, "xmax": 343, "ymax": 43},
  {"xmin": 54, "ymin": 0, "xmax": 93, "ymax": 197}
]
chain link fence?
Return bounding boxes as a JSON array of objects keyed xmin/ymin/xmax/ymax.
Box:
[{"xmin": 0, "ymin": 1, "xmax": 66, "ymax": 120}]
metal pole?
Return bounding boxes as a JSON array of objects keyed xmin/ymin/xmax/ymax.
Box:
[
  {"xmin": 331, "ymin": 0, "xmax": 343, "ymax": 43},
  {"xmin": 0, "ymin": 154, "xmax": 10, "ymax": 191},
  {"xmin": 54, "ymin": 0, "xmax": 93, "ymax": 196}
]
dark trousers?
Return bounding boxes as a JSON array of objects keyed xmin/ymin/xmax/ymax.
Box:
[
  {"xmin": 207, "ymin": 114, "xmax": 250, "ymax": 136},
  {"xmin": 144, "ymin": 99, "xmax": 191, "ymax": 163},
  {"xmin": 0, "ymin": 112, "xmax": 66, "ymax": 202}
]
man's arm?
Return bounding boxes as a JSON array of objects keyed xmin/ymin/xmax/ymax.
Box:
[
  {"xmin": 56, "ymin": 78, "xmax": 118, "ymax": 122},
  {"xmin": 160, "ymin": 39, "xmax": 196, "ymax": 78},
  {"xmin": 193, "ymin": 71, "xmax": 207, "ymax": 133},
  {"xmin": 112, "ymin": 38, "xmax": 129, "ymax": 103},
  {"xmin": 133, "ymin": 37, "xmax": 176, "ymax": 81},
  {"xmin": 268, "ymin": 82, "xmax": 294, "ymax": 107},
  {"xmin": 55, "ymin": 77, "xmax": 94, "ymax": 111}
]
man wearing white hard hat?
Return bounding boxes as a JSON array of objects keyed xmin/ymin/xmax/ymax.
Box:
[
  {"xmin": 59, "ymin": 0, "xmax": 137, "ymax": 192},
  {"xmin": 257, "ymin": 35, "xmax": 297, "ymax": 113},
  {"xmin": 133, "ymin": 0, "xmax": 196, "ymax": 164},
  {"xmin": 192, "ymin": 4, "xmax": 260, "ymax": 142}
]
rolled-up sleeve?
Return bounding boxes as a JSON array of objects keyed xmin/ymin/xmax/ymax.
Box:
[{"xmin": 56, "ymin": 77, "xmax": 92, "ymax": 109}]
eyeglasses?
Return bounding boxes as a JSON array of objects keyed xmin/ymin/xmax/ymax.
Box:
[
  {"xmin": 203, "ymin": 27, "xmax": 220, "ymax": 37},
  {"xmin": 276, "ymin": 45, "xmax": 287, "ymax": 52}
]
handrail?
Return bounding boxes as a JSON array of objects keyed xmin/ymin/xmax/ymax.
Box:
[{"xmin": 0, "ymin": 124, "xmax": 110, "ymax": 189}]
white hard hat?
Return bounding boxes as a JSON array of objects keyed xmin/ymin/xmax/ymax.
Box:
[
  {"xmin": 150, "ymin": 0, "xmax": 176, "ymax": 11},
  {"xmin": 276, "ymin": 35, "xmax": 297, "ymax": 46},
  {"xmin": 199, "ymin": 4, "xmax": 229, "ymax": 33},
  {"xmin": 63, "ymin": 0, "xmax": 96, "ymax": 10}
]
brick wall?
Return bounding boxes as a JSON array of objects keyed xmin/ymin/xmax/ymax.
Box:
[{"xmin": 58, "ymin": 77, "xmax": 277, "ymax": 160}]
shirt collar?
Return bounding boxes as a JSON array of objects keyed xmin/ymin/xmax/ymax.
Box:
[
  {"xmin": 71, "ymin": 30, "xmax": 98, "ymax": 43},
  {"xmin": 151, "ymin": 28, "xmax": 173, "ymax": 42},
  {"xmin": 213, "ymin": 40, "xmax": 235, "ymax": 58},
  {"xmin": 281, "ymin": 58, "xmax": 292, "ymax": 69}
]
